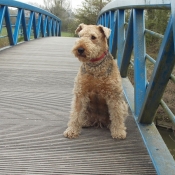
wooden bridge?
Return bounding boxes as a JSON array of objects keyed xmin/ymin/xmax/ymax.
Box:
[
  {"xmin": 0, "ymin": 0, "xmax": 175, "ymax": 174},
  {"xmin": 0, "ymin": 36, "xmax": 157, "ymax": 174}
]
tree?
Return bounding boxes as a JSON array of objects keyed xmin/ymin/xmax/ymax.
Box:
[
  {"xmin": 145, "ymin": 9, "xmax": 170, "ymax": 52},
  {"xmin": 75, "ymin": 0, "xmax": 111, "ymax": 25},
  {"xmin": 43, "ymin": 0, "xmax": 70, "ymax": 16},
  {"xmin": 27, "ymin": 2, "xmax": 44, "ymax": 8},
  {"xmin": 43, "ymin": 0, "xmax": 71, "ymax": 31}
]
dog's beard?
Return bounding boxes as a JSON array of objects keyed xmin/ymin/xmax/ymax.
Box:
[{"xmin": 73, "ymin": 50, "xmax": 91, "ymax": 62}]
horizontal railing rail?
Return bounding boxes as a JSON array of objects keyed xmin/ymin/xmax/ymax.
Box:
[
  {"xmin": 0, "ymin": 0, "xmax": 61, "ymax": 47},
  {"xmin": 98, "ymin": 0, "xmax": 175, "ymax": 174}
]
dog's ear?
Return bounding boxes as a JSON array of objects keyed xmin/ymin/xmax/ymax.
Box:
[
  {"xmin": 98, "ymin": 25, "xmax": 111, "ymax": 39},
  {"xmin": 75, "ymin": 23, "xmax": 85, "ymax": 34}
]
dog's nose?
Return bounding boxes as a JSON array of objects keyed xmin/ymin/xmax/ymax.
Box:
[{"xmin": 78, "ymin": 47, "xmax": 85, "ymax": 54}]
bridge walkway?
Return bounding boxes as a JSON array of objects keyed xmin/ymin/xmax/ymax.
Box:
[{"xmin": 0, "ymin": 37, "xmax": 156, "ymax": 174}]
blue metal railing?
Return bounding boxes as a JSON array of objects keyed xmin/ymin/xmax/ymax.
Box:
[
  {"xmin": 0, "ymin": 0, "xmax": 61, "ymax": 46},
  {"xmin": 98, "ymin": 0, "xmax": 175, "ymax": 174}
]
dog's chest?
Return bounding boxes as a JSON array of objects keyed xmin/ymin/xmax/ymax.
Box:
[
  {"xmin": 88, "ymin": 92, "xmax": 108, "ymax": 113},
  {"xmin": 79, "ymin": 74, "xmax": 109, "ymax": 95},
  {"xmin": 80, "ymin": 75, "xmax": 109, "ymax": 112}
]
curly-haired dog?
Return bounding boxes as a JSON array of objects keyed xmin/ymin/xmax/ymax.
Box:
[{"xmin": 64, "ymin": 23, "xmax": 128, "ymax": 139}]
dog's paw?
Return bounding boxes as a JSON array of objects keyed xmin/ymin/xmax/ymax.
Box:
[
  {"xmin": 111, "ymin": 128, "xmax": 127, "ymax": 139},
  {"xmin": 63, "ymin": 128, "xmax": 79, "ymax": 139}
]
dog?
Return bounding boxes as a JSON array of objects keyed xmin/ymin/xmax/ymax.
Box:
[{"xmin": 64, "ymin": 23, "xmax": 128, "ymax": 139}]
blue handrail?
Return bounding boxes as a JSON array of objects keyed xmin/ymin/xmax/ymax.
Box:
[
  {"xmin": 0, "ymin": 0, "xmax": 61, "ymax": 46},
  {"xmin": 98, "ymin": 0, "xmax": 175, "ymax": 174}
]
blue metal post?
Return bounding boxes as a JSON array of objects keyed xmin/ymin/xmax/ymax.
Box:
[
  {"xmin": 33, "ymin": 13, "xmax": 37, "ymax": 39},
  {"xmin": 105, "ymin": 12, "xmax": 109, "ymax": 27},
  {"xmin": 100, "ymin": 16, "xmax": 102, "ymax": 25},
  {"xmin": 109, "ymin": 11, "xmax": 115, "ymax": 53},
  {"xmin": 21, "ymin": 9, "xmax": 28, "ymax": 41},
  {"xmin": 97, "ymin": 17, "xmax": 100, "ymax": 25},
  {"xmin": 58, "ymin": 21, "xmax": 61, "ymax": 36},
  {"xmin": 4, "ymin": 6, "xmax": 14, "ymax": 45},
  {"xmin": 51, "ymin": 19, "xmax": 54, "ymax": 36},
  {"xmin": 50, "ymin": 19, "xmax": 53, "ymax": 36},
  {"xmin": 14, "ymin": 9, "xmax": 22, "ymax": 44},
  {"xmin": 133, "ymin": 9, "xmax": 146, "ymax": 117},
  {"xmin": 27, "ymin": 11, "xmax": 34, "ymax": 40},
  {"xmin": 111, "ymin": 11, "xmax": 118, "ymax": 58},
  {"xmin": 171, "ymin": 0, "xmax": 175, "ymax": 52},
  {"xmin": 55, "ymin": 21, "xmax": 58, "ymax": 36},
  {"xmin": 101, "ymin": 14, "xmax": 104, "ymax": 26},
  {"xmin": 47, "ymin": 18, "xmax": 50, "ymax": 36},
  {"xmin": 117, "ymin": 9, "xmax": 125, "ymax": 69},
  {"xmin": 40, "ymin": 14, "xmax": 44, "ymax": 37},
  {"xmin": 97, "ymin": 16, "xmax": 100, "ymax": 25},
  {"xmin": 53, "ymin": 20, "xmax": 56, "ymax": 36},
  {"xmin": 104, "ymin": 13, "xmax": 106, "ymax": 26},
  {"xmin": 120, "ymin": 10, "xmax": 134, "ymax": 78},
  {"xmin": 0, "ymin": 6, "xmax": 6, "ymax": 33},
  {"xmin": 36, "ymin": 13, "xmax": 42, "ymax": 38},
  {"xmin": 48, "ymin": 18, "xmax": 51, "ymax": 36},
  {"xmin": 43, "ymin": 16, "xmax": 48, "ymax": 37}
]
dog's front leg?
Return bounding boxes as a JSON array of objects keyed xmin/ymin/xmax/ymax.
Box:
[
  {"xmin": 106, "ymin": 96, "xmax": 128, "ymax": 139},
  {"xmin": 64, "ymin": 95, "xmax": 89, "ymax": 139}
]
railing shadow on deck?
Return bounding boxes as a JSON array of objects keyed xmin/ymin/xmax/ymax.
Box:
[
  {"xmin": 0, "ymin": 0, "xmax": 61, "ymax": 48},
  {"xmin": 97, "ymin": 0, "xmax": 175, "ymax": 174}
]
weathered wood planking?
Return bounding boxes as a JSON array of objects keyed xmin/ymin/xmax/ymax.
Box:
[{"xmin": 0, "ymin": 37, "xmax": 156, "ymax": 174}]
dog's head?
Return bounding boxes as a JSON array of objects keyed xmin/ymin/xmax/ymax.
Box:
[{"xmin": 72, "ymin": 23, "xmax": 111, "ymax": 63}]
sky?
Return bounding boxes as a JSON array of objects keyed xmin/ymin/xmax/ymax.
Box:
[{"xmin": 17, "ymin": 0, "xmax": 83, "ymax": 9}]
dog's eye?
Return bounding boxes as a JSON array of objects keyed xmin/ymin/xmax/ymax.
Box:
[{"xmin": 91, "ymin": 35, "xmax": 96, "ymax": 40}]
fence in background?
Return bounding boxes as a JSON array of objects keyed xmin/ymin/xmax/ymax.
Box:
[{"xmin": 0, "ymin": 0, "xmax": 61, "ymax": 46}]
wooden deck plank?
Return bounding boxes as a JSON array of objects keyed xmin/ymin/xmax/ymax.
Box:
[{"xmin": 0, "ymin": 37, "xmax": 156, "ymax": 174}]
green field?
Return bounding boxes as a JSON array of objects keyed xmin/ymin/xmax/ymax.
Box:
[
  {"xmin": 0, "ymin": 27, "xmax": 75, "ymax": 48},
  {"xmin": 1, "ymin": 28, "xmax": 74, "ymax": 37},
  {"xmin": 61, "ymin": 31, "xmax": 74, "ymax": 37},
  {"xmin": 0, "ymin": 27, "xmax": 8, "ymax": 36}
]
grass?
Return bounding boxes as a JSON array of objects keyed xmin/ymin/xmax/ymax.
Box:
[
  {"xmin": 0, "ymin": 30, "xmax": 75, "ymax": 48},
  {"xmin": 0, "ymin": 38, "xmax": 9, "ymax": 48},
  {"xmin": 0, "ymin": 27, "xmax": 8, "ymax": 36},
  {"xmin": 0, "ymin": 27, "xmax": 24, "ymax": 48},
  {"xmin": 61, "ymin": 31, "xmax": 74, "ymax": 37}
]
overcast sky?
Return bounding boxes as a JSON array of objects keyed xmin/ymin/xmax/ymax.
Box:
[{"xmin": 17, "ymin": 0, "xmax": 83, "ymax": 9}]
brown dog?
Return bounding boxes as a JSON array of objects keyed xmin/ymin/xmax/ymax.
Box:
[{"xmin": 64, "ymin": 23, "xmax": 128, "ymax": 139}]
